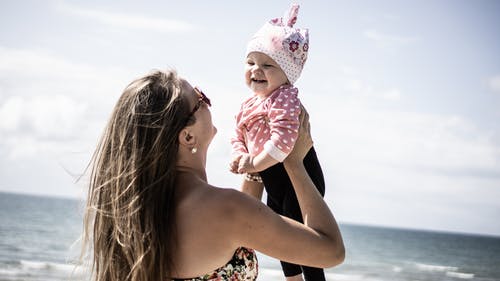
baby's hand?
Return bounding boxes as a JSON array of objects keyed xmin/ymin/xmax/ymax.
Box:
[
  {"xmin": 238, "ymin": 154, "xmax": 255, "ymax": 174},
  {"xmin": 229, "ymin": 155, "xmax": 242, "ymax": 174}
]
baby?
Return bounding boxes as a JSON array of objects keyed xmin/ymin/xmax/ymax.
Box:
[{"xmin": 230, "ymin": 4, "xmax": 327, "ymax": 281}]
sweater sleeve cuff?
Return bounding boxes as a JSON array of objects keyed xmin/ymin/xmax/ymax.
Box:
[{"xmin": 263, "ymin": 141, "xmax": 288, "ymax": 162}]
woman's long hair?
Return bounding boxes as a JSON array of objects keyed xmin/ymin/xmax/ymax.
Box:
[{"xmin": 82, "ymin": 70, "xmax": 192, "ymax": 281}]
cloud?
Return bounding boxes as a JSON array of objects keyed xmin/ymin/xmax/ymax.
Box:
[
  {"xmin": 0, "ymin": 46, "xmax": 132, "ymax": 160},
  {"xmin": 55, "ymin": 1, "xmax": 196, "ymax": 33},
  {"xmin": 313, "ymin": 66, "xmax": 499, "ymax": 181},
  {"xmin": 489, "ymin": 74, "xmax": 500, "ymax": 93},
  {"xmin": 0, "ymin": 95, "xmax": 86, "ymax": 138},
  {"xmin": 0, "ymin": 46, "xmax": 128, "ymax": 101},
  {"xmin": 315, "ymin": 106, "xmax": 499, "ymax": 179},
  {"xmin": 304, "ymin": 95, "xmax": 500, "ymax": 234},
  {"xmin": 381, "ymin": 88, "xmax": 401, "ymax": 101},
  {"xmin": 364, "ymin": 29, "xmax": 419, "ymax": 48},
  {"xmin": 337, "ymin": 66, "xmax": 402, "ymax": 101},
  {"xmin": 342, "ymin": 78, "xmax": 401, "ymax": 101},
  {"xmin": 0, "ymin": 94, "xmax": 89, "ymax": 160}
]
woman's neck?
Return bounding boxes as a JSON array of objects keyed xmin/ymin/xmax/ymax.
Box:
[{"xmin": 176, "ymin": 166, "xmax": 208, "ymax": 182}]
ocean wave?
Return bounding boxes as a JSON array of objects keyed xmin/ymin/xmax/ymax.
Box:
[
  {"xmin": 446, "ymin": 271, "xmax": 474, "ymax": 279},
  {"xmin": 0, "ymin": 268, "xmax": 20, "ymax": 276},
  {"xmin": 259, "ymin": 268, "xmax": 369, "ymax": 281},
  {"xmin": 392, "ymin": 266, "xmax": 402, "ymax": 272},
  {"xmin": 415, "ymin": 262, "xmax": 458, "ymax": 272},
  {"xmin": 19, "ymin": 260, "xmax": 86, "ymax": 276},
  {"xmin": 325, "ymin": 273, "xmax": 368, "ymax": 281}
]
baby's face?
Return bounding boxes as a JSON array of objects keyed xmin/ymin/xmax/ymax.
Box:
[{"xmin": 245, "ymin": 52, "xmax": 289, "ymax": 97}]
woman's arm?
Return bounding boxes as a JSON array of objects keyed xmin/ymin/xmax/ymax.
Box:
[
  {"xmin": 283, "ymin": 109, "xmax": 343, "ymax": 252},
  {"xmin": 240, "ymin": 177, "xmax": 264, "ymax": 200},
  {"xmin": 228, "ymin": 108, "xmax": 345, "ymax": 268}
]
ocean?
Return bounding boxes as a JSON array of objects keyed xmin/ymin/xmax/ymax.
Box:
[{"xmin": 0, "ymin": 191, "xmax": 499, "ymax": 281}]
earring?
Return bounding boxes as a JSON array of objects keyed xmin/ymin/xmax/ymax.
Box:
[{"xmin": 191, "ymin": 147, "xmax": 197, "ymax": 154}]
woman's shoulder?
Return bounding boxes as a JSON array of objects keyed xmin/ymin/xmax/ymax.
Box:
[
  {"xmin": 202, "ymin": 185, "xmax": 258, "ymax": 214},
  {"xmin": 200, "ymin": 185, "xmax": 271, "ymax": 230},
  {"xmin": 176, "ymin": 184, "xmax": 257, "ymax": 236}
]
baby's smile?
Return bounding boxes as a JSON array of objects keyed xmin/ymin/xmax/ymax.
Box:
[{"xmin": 251, "ymin": 78, "xmax": 267, "ymax": 83}]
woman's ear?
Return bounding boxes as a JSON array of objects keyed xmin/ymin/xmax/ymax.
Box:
[{"xmin": 178, "ymin": 128, "xmax": 196, "ymax": 148}]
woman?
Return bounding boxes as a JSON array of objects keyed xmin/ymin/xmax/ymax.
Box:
[{"xmin": 82, "ymin": 69, "xmax": 344, "ymax": 281}]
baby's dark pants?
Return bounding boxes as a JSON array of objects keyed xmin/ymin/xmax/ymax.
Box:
[{"xmin": 259, "ymin": 147, "xmax": 326, "ymax": 281}]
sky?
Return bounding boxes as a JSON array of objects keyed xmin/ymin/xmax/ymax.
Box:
[{"xmin": 1, "ymin": 0, "xmax": 499, "ymax": 236}]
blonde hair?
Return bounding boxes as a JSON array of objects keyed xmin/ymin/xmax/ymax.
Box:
[{"xmin": 82, "ymin": 69, "xmax": 192, "ymax": 281}]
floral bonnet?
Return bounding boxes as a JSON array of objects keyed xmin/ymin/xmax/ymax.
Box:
[{"xmin": 246, "ymin": 4, "xmax": 309, "ymax": 85}]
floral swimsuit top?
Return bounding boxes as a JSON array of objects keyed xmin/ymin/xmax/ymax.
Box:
[{"xmin": 174, "ymin": 247, "xmax": 258, "ymax": 281}]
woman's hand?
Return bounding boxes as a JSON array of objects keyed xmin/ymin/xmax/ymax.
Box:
[{"xmin": 285, "ymin": 105, "xmax": 313, "ymax": 165}]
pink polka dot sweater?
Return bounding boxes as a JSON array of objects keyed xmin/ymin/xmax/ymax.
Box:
[{"xmin": 231, "ymin": 85, "xmax": 301, "ymax": 162}]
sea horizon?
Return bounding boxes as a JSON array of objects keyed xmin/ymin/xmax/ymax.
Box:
[{"xmin": 2, "ymin": 190, "xmax": 498, "ymax": 239}]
